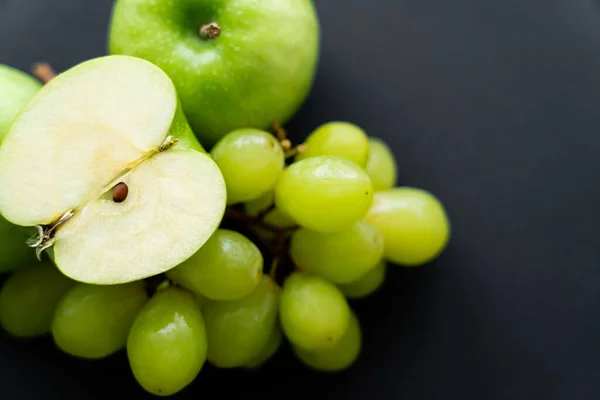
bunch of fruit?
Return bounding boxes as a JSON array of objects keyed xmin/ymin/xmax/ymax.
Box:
[{"xmin": 0, "ymin": 0, "xmax": 450, "ymax": 397}]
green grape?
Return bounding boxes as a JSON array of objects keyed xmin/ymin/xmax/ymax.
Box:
[
  {"xmin": 290, "ymin": 221, "xmax": 384, "ymax": 284},
  {"xmin": 167, "ymin": 229, "xmax": 263, "ymax": 301},
  {"xmin": 244, "ymin": 326, "xmax": 283, "ymax": 369},
  {"xmin": 195, "ymin": 293, "xmax": 205, "ymax": 309},
  {"xmin": 127, "ymin": 287, "xmax": 207, "ymax": 397},
  {"xmin": 365, "ymin": 187, "xmax": 450, "ymax": 266},
  {"xmin": 365, "ymin": 137, "xmax": 397, "ymax": 191},
  {"xmin": 203, "ymin": 275, "xmax": 279, "ymax": 368},
  {"xmin": 294, "ymin": 311, "xmax": 361, "ymax": 372},
  {"xmin": 279, "ymin": 272, "xmax": 350, "ymax": 350},
  {"xmin": 244, "ymin": 189, "xmax": 275, "ymax": 215},
  {"xmin": 0, "ymin": 220, "xmax": 38, "ymax": 274},
  {"xmin": 0, "ymin": 262, "xmax": 75, "ymax": 338},
  {"xmin": 338, "ymin": 261, "xmax": 386, "ymax": 299},
  {"xmin": 295, "ymin": 121, "xmax": 369, "ymax": 167},
  {"xmin": 244, "ymin": 191, "xmax": 297, "ymax": 241},
  {"xmin": 274, "ymin": 156, "xmax": 373, "ymax": 232},
  {"xmin": 210, "ymin": 128, "xmax": 284, "ymax": 205},
  {"xmin": 244, "ymin": 191, "xmax": 297, "ymax": 229},
  {"xmin": 51, "ymin": 281, "xmax": 148, "ymax": 359}
]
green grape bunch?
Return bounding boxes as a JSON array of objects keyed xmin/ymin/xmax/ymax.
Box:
[
  {"xmin": 0, "ymin": 114, "xmax": 451, "ymax": 397},
  {"xmin": 0, "ymin": 114, "xmax": 451, "ymax": 394},
  {"xmin": 0, "ymin": 115, "xmax": 450, "ymax": 396}
]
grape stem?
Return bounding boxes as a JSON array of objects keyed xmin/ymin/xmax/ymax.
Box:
[
  {"xmin": 271, "ymin": 120, "xmax": 306, "ymax": 159},
  {"xmin": 284, "ymin": 143, "xmax": 306, "ymax": 159},
  {"xmin": 32, "ymin": 62, "xmax": 56, "ymax": 84},
  {"xmin": 269, "ymin": 258, "xmax": 280, "ymax": 280},
  {"xmin": 256, "ymin": 203, "xmax": 276, "ymax": 220},
  {"xmin": 224, "ymin": 207, "xmax": 297, "ymax": 234},
  {"xmin": 144, "ymin": 274, "xmax": 170, "ymax": 297},
  {"xmin": 224, "ymin": 206, "xmax": 297, "ymax": 284},
  {"xmin": 272, "ymin": 120, "xmax": 287, "ymax": 141},
  {"xmin": 270, "ymin": 230, "xmax": 287, "ymax": 279}
]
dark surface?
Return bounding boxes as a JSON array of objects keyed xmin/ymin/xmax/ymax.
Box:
[{"xmin": 1, "ymin": 0, "xmax": 600, "ymax": 399}]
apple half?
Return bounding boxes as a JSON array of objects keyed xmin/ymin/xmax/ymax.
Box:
[{"xmin": 0, "ymin": 55, "xmax": 227, "ymax": 285}]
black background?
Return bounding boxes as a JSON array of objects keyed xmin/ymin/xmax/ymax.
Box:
[{"xmin": 1, "ymin": 0, "xmax": 600, "ymax": 399}]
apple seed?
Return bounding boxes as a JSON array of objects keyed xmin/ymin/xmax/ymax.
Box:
[{"xmin": 113, "ymin": 182, "xmax": 129, "ymax": 203}]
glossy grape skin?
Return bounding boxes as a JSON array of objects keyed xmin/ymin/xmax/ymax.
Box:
[
  {"xmin": 244, "ymin": 326, "xmax": 283, "ymax": 369},
  {"xmin": 127, "ymin": 287, "xmax": 207, "ymax": 397},
  {"xmin": 338, "ymin": 261, "xmax": 386, "ymax": 299},
  {"xmin": 274, "ymin": 156, "xmax": 374, "ymax": 232},
  {"xmin": 365, "ymin": 187, "xmax": 450, "ymax": 266},
  {"xmin": 279, "ymin": 272, "xmax": 350, "ymax": 350},
  {"xmin": 203, "ymin": 275, "xmax": 279, "ymax": 368},
  {"xmin": 296, "ymin": 121, "xmax": 369, "ymax": 167},
  {"xmin": 166, "ymin": 229, "xmax": 262, "ymax": 301},
  {"xmin": 294, "ymin": 311, "xmax": 361, "ymax": 372},
  {"xmin": 0, "ymin": 263, "xmax": 75, "ymax": 338},
  {"xmin": 365, "ymin": 137, "xmax": 397, "ymax": 191},
  {"xmin": 290, "ymin": 221, "xmax": 384, "ymax": 284},
  {"xmin": 210, "ymin": 129, "xmax": 284, "ymax": 205},
  {"xmin": 51, "ymin": 281, "xmax": 148, "ymax": 359}
]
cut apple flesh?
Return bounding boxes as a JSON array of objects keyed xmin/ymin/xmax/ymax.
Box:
[
  {"xmin": 0, "ymin": 55, "xmax": 227, "ymax": 284},
  {"xmin": 54, "ymin": 149, "xmax": 224, "ymax": 284},
  {"xmin": 0, "ymin": 56, "xmax": 175, "ymax": 225}
]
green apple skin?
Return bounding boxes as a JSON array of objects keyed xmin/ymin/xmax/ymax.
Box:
[
  {"xmin": 0, "ymin": 65, "xmax": 42, "ymax": 140},
  {"xmin": 108, "ymin": 0, "xmax": 320, "ymax": 147},
  {"xmin": 0, "ymin": 65, "xmax": 42, "ymax": 273}
]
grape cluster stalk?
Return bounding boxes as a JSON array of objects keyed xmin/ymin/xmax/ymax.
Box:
[{"xmin": 0, "ymin": 62, "xmax": 451, "ymax": 397}]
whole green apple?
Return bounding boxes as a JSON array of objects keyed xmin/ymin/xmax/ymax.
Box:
[
  {"xmin": 0, "ymin": 65, "xmax": 42, "ymax": 273},
  {"xmin": 107, "ymin": 0, "xmax": 320, "ymax": 147}
]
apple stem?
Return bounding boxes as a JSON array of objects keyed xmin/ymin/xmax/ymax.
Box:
[
  {"xmin": 32, "ymin": 62, "xmax": 57, "ymax": 84},
  {"xmin": 199, "ymin": 23, "xmax": 221, "ymax": 40}
]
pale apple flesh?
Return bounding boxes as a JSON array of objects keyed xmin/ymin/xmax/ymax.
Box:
[
  {"xmin": 0, "ymin": 55, "xmax": 227, "ymax": 285},
  {"xmin": 0, "ymin": 56, "xmax": 178, "ymax": 226}
]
